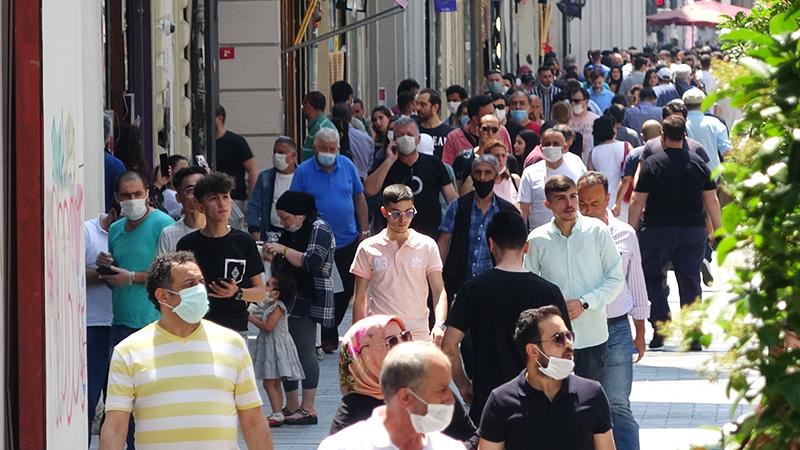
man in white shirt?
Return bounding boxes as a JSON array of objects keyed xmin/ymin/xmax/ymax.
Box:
[
  {"xmin": 319, "ymin": 341, "xmax": 464, "ymax": 450},
  {"xmin": 158, "ymin": 166, "xmax": 207, "ymax": 254},
  {"xmin": 578, "ymin": 171, "xmax": 650, "ymax": 450},
  {"xmin": 523, "ymin": 175, "xmax": 624, "ymax": 383},
  {"xmin": 518, "ymin": 129, "xmax": 586, "ymax": 230}
]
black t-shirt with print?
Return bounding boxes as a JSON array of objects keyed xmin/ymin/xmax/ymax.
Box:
[
  {"xmin": 419, "ymin": 123, "xmax": 454, "ymax": 160},
  {"xmin": 176, "ymin": 228, "xmax": 264, "ymax": 331}
]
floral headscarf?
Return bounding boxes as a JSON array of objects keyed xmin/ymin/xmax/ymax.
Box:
[{"xmin": 339, "ymin": 315, "xmax": 407, "ymax": 400}]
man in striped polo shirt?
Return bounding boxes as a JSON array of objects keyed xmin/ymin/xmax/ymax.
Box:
[{"xmin": 100, "ymin": 251, "xmax": 273, "ymax": 449}]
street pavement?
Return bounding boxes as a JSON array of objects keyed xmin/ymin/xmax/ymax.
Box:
[{"xmin": 90, "ymin": 256, "xmax": 750, "ymax": 449}]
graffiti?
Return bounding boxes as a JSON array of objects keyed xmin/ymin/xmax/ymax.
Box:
[{"xmin": 44, "ymin": 112, "xmax": 86, "ymax": 434}]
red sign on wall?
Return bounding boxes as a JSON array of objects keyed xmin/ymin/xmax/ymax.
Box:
[{"xmin": 220, "ymin": 47, "xmax": 235, "ymax": 59}]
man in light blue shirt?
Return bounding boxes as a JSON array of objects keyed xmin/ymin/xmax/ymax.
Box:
[
  {"xmin": 589, "ymin": 71, "xmax": 615, "ymax": 113},
  {"xmin": 523, "ymin": 175, "xmax": 624, "ymax": 383},
  {"xmin": 683, "ymin": 88, "xmax": 732, "ymax": 174}
]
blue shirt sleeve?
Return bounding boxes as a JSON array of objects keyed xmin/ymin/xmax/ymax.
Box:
[
  {"xmin": 439, "ymin": 201, "xmax": 458, "ymax": 233},
  {"xmin": 289, "ymin": 165, "xmax": 304, "ymax": 191},
  {"xmin": 247, "ymin": 171, "xmax": 266, "ymax": 232}
]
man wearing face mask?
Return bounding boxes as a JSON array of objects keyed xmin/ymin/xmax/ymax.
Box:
[
  {"xmin": 568, "ymin": 87, "xmax": 600, "ymax": 164},
  {"xmin": 485, "ymin": 70, "xmax": 507, "ymax": 95},
  {"xmin": 445, "ymin": 85, "xmax": 469, "ymax": 129},
  {"xmin": 518, "ymin": 129, "xmax": 587, "ymax": 230},
  {"xmin": 319, "ymin": 341, "xmax": 465, "ymax": 450},
  {"xmin": 438, "ymin": 155, "xmax": 518, "ymax": 305},
  {"xmin": 365, "ymin": 117, "xmax": 457, "ymax": 239},
  {"xmin": 247, "ymin": 137, "xmax": 298, "ymax": 241},
  {"xmin": 477, "ymin": 306, "xmax": 614, "ymax": 450},
  {"xmin": 101, "ymin": 252, "xmax": 274, "ymax": 450},
  {"xmin": 442, "ymin": 95, "xmax": 513, "ymax": 166}
]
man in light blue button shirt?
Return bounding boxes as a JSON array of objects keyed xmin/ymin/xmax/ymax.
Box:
[{"xmin": 523, "ymin": 175, "xmax": 624, "ymax": 382}]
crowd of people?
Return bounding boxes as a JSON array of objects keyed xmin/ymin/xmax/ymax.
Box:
[{"xmin": 91, "ymin": 44, "xmax": 734, "ymax": 449}]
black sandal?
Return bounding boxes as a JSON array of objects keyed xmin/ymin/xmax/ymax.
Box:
[{"xmin": 284, "ymin": 407, "xmax": 318, "ymax": 425}]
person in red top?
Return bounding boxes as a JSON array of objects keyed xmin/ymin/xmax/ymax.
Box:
[{"xmin": 442, "ymin": 95, "xmax": 513, "ymax": 165}]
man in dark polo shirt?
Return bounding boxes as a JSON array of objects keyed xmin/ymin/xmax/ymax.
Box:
[
  {"xmin": 442, "ymin": 211, "xmax": 571, "ymax": 424},
  {"xmin": 478, "ymin": 306, "xmax": 614, "ymax": 450},
  {"xmin": 628, "ymin": 115, "xmax": 722, "ymax": 349}
]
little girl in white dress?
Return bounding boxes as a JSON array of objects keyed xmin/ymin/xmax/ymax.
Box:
[{"xmin": 248, "ymin": 274, "xmax": 305, "ymax": 427}]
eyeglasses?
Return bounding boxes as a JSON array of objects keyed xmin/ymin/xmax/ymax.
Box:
[
  {"xmin": 536, "ymin": 330, "xmax": 575, "ymax": 347},
  {"xmin": 569, "ymin": 98, "xmax": 585, "ymax": 104},
  {"xmin": 385, "ymin": 331, "xmax": 413, "ymax": 348},
  {"xmin": 494, "ymin": 104, "xmax": 506, "ymax": 110},
  {"xmin": 481, "ymin": 126, "xmax": 500, "ymax": 133},
  {"xmin": 387, "ymin": 208, "xmax": 417, "ymax": 221}
]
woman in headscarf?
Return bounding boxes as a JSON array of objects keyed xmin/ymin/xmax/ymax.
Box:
[
  {"xmin": 330, "ymin": 315, "xmax": 477, "ymax": 442},
  {"xmin": 262, "ymin": 190, "xmax": 336, "ymax": 426}
]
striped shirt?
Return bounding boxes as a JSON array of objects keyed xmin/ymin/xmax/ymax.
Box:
[
  {"xmin": 532, "ymin": 84, "xmax": 562, "ymax": 120},
  {"xmin": 606, "ymin": 216, "xmax": 650, "ymax": 320},
  {"xmin": 105, "ymin": 320, "xmax": 262, "ymax": 449}
]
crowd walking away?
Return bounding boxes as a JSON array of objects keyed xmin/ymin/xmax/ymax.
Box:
[{"xmin": 89, "ymin": 43, "xmax": 733, "ymax": 449}]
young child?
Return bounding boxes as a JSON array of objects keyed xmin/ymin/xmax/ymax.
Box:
[{"xmin": 248, "ymin": 274, "xmax": 305, "ymax": 427}]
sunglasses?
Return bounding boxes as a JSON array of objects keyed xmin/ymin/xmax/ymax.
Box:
[
  {"xmin": 569, "ymin": 98, "xmax": 585, "ymax": 104},
  {"xmin": 537, "ymin": 330, "xmax": 575, "ymax": 347},
  {"xmin": 481, "ymin": 126, "xmax": 500, "ymax": 133},
  {"xmin": 385, "ymin": 331, "xmax": 413, "ymax": 348},
  {"xmin": 386, "ymin": 208, "xmax": 417, "ymax": 221}
]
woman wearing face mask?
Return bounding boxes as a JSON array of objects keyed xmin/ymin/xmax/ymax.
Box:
[
  {"xmin": 262, "ymin": 191, "xmax": 336, "ymax": 426},
  {"xmin": 490, "ymin": 92, "xmax": 509, "ymax": 126},
  {"xmin": 459, "ymin": 141, "xmax": 521, "ymax": 207},
  {"xmin": 247, "ymin": 136, "xmax": 298, "ymax": 241},
  {"xmin": 330, "ymin": 315, "xmax": 476, "ymax": 441}
]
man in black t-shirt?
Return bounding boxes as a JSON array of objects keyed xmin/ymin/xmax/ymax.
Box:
[
  {"xmin": 629, "ymin": 115, "xmax": 722, "ymax": 349},
  {"xmin": 417, "ymin": 88, "xmax": 453, "ymax": 160},
  {"xmin": 176, "ymin": 172, "xmax": 265, "ymax": 335},
  {"xmin": 442, "ymin": 211, "xmax": 571, "ymax": 424},
  {"xmin": 478, "ymin": 306, "xmax": 613, "ymax": 450},
  {"xmin": 215, "ymin": 105, "xmax": 258, "ymax": 229},
  {"xmin": 365, "ymin": 116, "xmax": 458, "ymax": 239}
]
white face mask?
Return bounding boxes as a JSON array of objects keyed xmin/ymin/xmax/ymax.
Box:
[
  {"xmin": 537, "ymin": 347, "xmax": 574, "ymax": 380},
  {"xmin": 541, "ymin": 146, "xmax": 563, "ymax": 163},
  {"xmin": 494, "ymin": 108, "xmax": 507, "ymax": 122},
  {"xmin": 396, "ymin": 135, "xmax": 417, "ymax": 156},
  {"xmin": 447, "ymin": 101, "xmax": 461, "ymax": 116},
  {"xmin": 572, "ymin": 103, "xmax": 586, "ymax": 115},
  {"xmin": 120, "ymin": 198, "xmax": 148, "ymax": 221},
  {"xmin": 407, "ymin": 389, "xmax": 454, "ymax": 434},
  {"xmin": 273, "ymin": 153, "xmax": 290, "ymax": 171}
]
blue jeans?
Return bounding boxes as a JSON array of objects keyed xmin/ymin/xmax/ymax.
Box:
[
  {"xmin": 601, "ymin": 317, "xmax": 640, "ymax": 450},
  {"xmin": 110, "ymin": 325, "xmax": 139, "ymax": 449},
  {"xmin": 87, "ymin": 326, "xmax": 112, "ymax": 446},
  {"xmin": 574, "ymin": 341, "xmax": 608, "ymax": 383}
]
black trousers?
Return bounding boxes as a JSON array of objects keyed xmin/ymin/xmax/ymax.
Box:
[{"xmin": 322, "ymin": 239, "xmax": 358, "ymax": 346}]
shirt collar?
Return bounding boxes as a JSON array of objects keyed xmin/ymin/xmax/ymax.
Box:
[
  {"xmin": 548, "ymin": 212, "xmax": 584, "ymax": 236},
  {"xmin": 515, "ymin": 370, "xmax": 572, "ymax": 400},
  {"xmin": 375, "ymin": 229, "xmax": 421, "ymax": 249},
  {"xmin": 472, "ymin": 194, "xmax": 498, "ymax": 213},
  {"xmin": 312, "ymin": 155, "xmax": 339, "ymax": 172}
]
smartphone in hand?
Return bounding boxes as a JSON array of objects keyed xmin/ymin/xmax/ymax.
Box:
[{"xmin": 159, "ymin": 153, "xmax": 169, "ymax": 177}]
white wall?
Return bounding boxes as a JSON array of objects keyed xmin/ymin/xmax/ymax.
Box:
[{"xmin": 550, "ymin": 1, "xmax": 646, "ymax": 62}]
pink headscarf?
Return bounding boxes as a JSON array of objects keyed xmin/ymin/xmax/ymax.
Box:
[{"xmin": 339, "ymin": 315, "xmax": 407, "ymax": 400}]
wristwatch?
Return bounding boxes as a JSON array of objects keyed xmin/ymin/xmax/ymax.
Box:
[
  {"xmin": 581, "ymin": 298, "xmax": 590, "ymax": 310},
  {"xmin": 435, "ymin": 323, "xmax": 447, "ymax": 332},
  {"xmin": 234, "ymin": 287, "xmax": 244, "ymax": 301}
]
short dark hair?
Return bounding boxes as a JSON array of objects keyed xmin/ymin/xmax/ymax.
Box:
[
  {"xmin": 490, "ymin": 92, "xmax": 508, "ymax": 105},
  {"xmin": 611, "ymin": 94, "xmax": 629, "ymax": 108},
  {"xmin": 485, "ymin": 69, "xmax": 502, "ymax": 78},
  {"xmin": 544, "ymin": 175, "xmax": 576, "ymax": 201},
  {"xmin": 606, "ymin": 105, "xmax": 627, "ymax": 125},
  {"xmin": 663, "ymin": 101, "xmax": 687, "ymax": 119},
  {"xmin": 382, "ymin": 184, "xmax": 414, "ymax": 206},
  {"xmin": 418, "ymin": 88, "xmax": 442, "ymax": 110},
  {"xmin": 445, "ymin": 84, "xmax": 468, "ymax": 100},
  {"xmin": 172, "ymin": 166, "xmax": 207, "ymax": 191},
  {"xmin": 577, "ymin": 171, "xmax": 609, "ymax": 194},
  {"xmin": 467, "ymin": 95, "xmax": 493, "ymax": 119},
  {"xmin": 167, "ymin": 154, "xmax": 188, "ymax": 169},
  {"xmin": 303, "ymin": 91, "xmax": 326, "ymax": 111},
  {"xmin": 115, "ymin": 170, "xmax": 148, "ymax": 193},
  {"xmin": 146, "ymin": 251, "xmax": 197, "ymax": 311},
  {"xmin": 332, "ymin": 102, "xmax": 354, "ymax": 123},
  {"xmin": 397, "ymin": 91, "xmax": 417, "ymax": 113},
  {"xmin": 331, "ymin": 80, "xmax": 354, "ymax": 103},
  {"xmin": 662, "ymin": 115, "xmax": 687, "ymax": 141},
  {"xmin": 589, "ymin": 70, "xmax": 604, "ymax": 82},
  {"xmin": 397, "ymin": 78, "xmax": 419, "ymax": 96},
  {"xmin": 634, "ymin": 56, "xmax": 648, "ymax": 70},
  {"xmin": 486, "ymin": 211, "xmax": 527, "ymax": 251},
  {"xmin": 700, "ymin": 54, "xmax": 712, "ymax": 70},
  {"xmin": 537, "ymin": 65, "xmax": 554, "ymax": 76},
  {"xmin": 193, "ymin": 172, "xmax": 235, "ymax": 202},
  {"xmin": 353, "ymin": 98, "xmax": 364, "ymax": 107},
  {"xmin": 639, "ymin": 87, "xmax": 657, "ymax": 101},
  {"xmin": 592, "ymin": 115, "xmax": 615, "ymax": 143},
  {"xmin": 514, "ymin": 305, "xmax": 563, "ymax": 356},
  {"xmin": 215, "ymin": 104, "xmax": 226, "ymax": 121},
  {"xmin": 274, "ymin": 135, "xmax": 298, "ymax": 152}
]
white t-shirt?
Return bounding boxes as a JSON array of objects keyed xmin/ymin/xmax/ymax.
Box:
[
  {"xmin": 157, "ymin": 218, "xmax": 198, "ymax": 255},
  {"xmin": 85, "ymin": 215, "xmax": 113, "ymax": 327},
  {"xmin": 270, "ymin": 172, "xmax": 295, "ymax": 228},
  {"xmin": 517, "ymin": 153, "xmax": 587, "ymax": 229},
  {"xmin": 590, "ymin": 140, "xmax": 626, "ymax": 203},
  {"xmin": 318, "ymin": 406, "xmax": 465, "ymax": 450}
]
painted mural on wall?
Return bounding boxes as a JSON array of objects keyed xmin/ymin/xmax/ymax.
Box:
[{"xmin": 43, "ymin": 0, "xmax": 89, "ymax": 446}]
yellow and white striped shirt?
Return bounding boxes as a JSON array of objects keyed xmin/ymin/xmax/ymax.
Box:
[{"xmin": 106, "ymin": 320, "xmax": 262, "ymax": 449}]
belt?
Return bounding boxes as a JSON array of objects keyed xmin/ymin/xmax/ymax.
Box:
[{"xmin": 607, "ymin": 314, "xmax": 628, "ymax": 325}]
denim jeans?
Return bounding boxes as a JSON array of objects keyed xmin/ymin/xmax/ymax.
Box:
[
  {"xmin": 574, "ymin": 341, "xmax": 608, "ymax": 383},
  {"xmin": 110, "ymin": 325, "xmax": 139, "ymax": 449},
  {"xmin": 87, "ymin": 326, "xmax": 112, "ymax": 446},
  {"xmin": 601, "ymin": 317, "xmax": 640, "ymax": 450}
]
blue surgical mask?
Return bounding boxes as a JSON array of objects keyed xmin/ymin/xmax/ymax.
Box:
[
  {"xmin": 317, "ymin": 152, "xmax": 338, "ymax": 167},
  {"xmin": 161, "ymin": 284, "xmax": 210, "ymax": 324},
  {"xmin": 489, "ymin": 81, "xmax": 504, "ymax": 94},
  {"xmin": 510, "ymin": 110, "xmax": 529, "ymax": 123},
  {"xmin": 459, "ymin": 115, "xmax": 470, "ymax": 127}
]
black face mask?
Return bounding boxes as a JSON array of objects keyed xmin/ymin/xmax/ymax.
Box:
[{"xmin": 473, "ymin": 176, "xmax": 495, "ymax": 198}]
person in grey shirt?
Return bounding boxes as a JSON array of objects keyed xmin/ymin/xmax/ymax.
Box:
[{"xmin": 619, "ymin": 56, "xmax": 649, "ymax": 102}]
